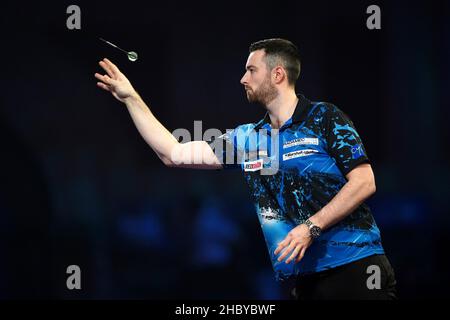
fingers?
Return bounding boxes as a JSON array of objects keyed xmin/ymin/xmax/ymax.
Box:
[
  {"xmin": 274, "ymin": 234, "xmax": 291, "ymax": 255},
  {"xmin": 277, "ymin": 241, "xmax": 296, "ymax": 262},
  {"xmin": 274, "ymin": 231, "xmax": 310, "ymax": 264},
  {"xmin": 99, "ymin": 60, "xmax": 116, "ymax": 78},
  {"xmin": 103, "ymin": 58, "xmax": 121, "ymax": 76},
  {"xmin": 97, "ymin": 82, "xmax": 110, "ymax": 91},
  {"xmin": 94, "ymin": 72, "xmax": 105, "ymax": 82},
  {"xmin": 285, "ymin": 245, "xmax": 301, "ymax": 264},
  {"xmin": 274, "ymin": 243, "xmax": 285, "ymax": 256},
  {"xmin": 94, "ymin": 73, "xmax": 114, "ymax": 85},
  {"xmin": 295, "ymin": 247, "xmax": 307, "ymax": 264}
]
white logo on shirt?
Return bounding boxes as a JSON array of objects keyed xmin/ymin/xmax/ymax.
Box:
[
  {"xmin": 283, "ymin": 137, "xmax": 319, "ymax": 149},
  {"xmin": 283, "ymin": 149, "xmax": 318, "ymax": 161}
]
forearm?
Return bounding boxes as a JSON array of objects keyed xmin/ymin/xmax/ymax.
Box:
[
  {"xmin": 94, "ymin": 58, "xmax": 221, "ymax": 168},
  {"xmin": 123, "ymin": 93, "xmax": 179, "ymax": 164},
  {"xmin": 308, "ymin": 176, "xmax": 376, "ymax": 231}
]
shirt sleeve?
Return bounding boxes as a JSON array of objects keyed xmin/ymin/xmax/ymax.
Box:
[
  {"xmin": 324, "ymin": 105, "xmax": 371, "ymax": 176},
  {"xmin": 206, "ymin": 127, "xmax": 244, "ymax": 170}
]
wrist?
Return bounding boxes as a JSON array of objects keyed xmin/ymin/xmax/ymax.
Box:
[
  {"xmin": 308, "ymin": 214, "xmax": 325, "ymax": 231},
  {"xmin": 123, "ymin": 91, "xmax": 141, "ymax": 105},
  {"xmin": 303, "ymin": 219, "xmax": 322, "ymax": 239}
]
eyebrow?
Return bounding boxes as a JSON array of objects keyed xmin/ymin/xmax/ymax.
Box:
[{"xmin": 246, "ymin": 65, "xmax": 258, "ymax": 70}]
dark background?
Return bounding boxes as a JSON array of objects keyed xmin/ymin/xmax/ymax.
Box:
[{"xmin": 0, "ymin": 0, "xmax": 449, "ymax": 299}]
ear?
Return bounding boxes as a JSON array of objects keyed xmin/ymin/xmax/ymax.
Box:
[{"xmin": 272, "ymin": 66, "xmax": 286, "ymax": 85}]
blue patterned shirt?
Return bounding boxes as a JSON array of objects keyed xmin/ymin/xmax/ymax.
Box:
[{"xmin": 208, "ymin": 94, "xmax": 384, "ymax": 281}]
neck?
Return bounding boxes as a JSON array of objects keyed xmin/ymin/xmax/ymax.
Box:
[{"xmin": 265, "ymin": 90, "xmax": 299, "ymax": 129}]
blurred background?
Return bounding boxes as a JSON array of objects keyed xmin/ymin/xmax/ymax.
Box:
[{"xmin": 0, "ymin": 0, "xmax": 449, "ymax": 299}]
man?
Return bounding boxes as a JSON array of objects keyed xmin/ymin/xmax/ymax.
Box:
[{"xmin": 94, "ymin": 38, "xmax": 397, "ymax": 300}]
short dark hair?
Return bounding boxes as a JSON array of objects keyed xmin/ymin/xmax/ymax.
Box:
[{"xmin": 249, "ymin": 38, "xmax": 301, "ymax": 86}]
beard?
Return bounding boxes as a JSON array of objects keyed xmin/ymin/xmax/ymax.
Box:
[{"xmin": 245, "ymin": 75, "xmax": 278, "ymax": 106}]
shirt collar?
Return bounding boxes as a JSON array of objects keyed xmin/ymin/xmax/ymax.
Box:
[{"xmin": 254, "ymin": 93, "xmax": 312, "ymax": 130}]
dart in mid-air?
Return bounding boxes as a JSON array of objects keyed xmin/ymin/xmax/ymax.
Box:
[{"xmin": 99, "ymin": 37, "xmax": 138, "ymax": 62}]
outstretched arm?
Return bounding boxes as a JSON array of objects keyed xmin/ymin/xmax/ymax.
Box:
[{"xmin": 95, "ymin": 58, "xmax": 222, "ymax": 169}]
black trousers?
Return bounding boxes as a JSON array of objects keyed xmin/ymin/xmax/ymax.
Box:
[{"xmin": 293, "ymin": 254, "xmax": 397, "ymax": 300}]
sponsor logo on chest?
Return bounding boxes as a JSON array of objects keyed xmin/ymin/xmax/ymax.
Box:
[
  {"xmin": 243, "ymin": 158, "xmax": 264, "ymax": 172},
  {"xmin": 283, "ymin": 149, "xmax": 318, "ymax": 161},
  {"xmin": 283, "ymin": 137, "xmax": 319, "ymax": 149}
]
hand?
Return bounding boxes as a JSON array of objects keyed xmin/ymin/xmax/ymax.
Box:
[
  {"xmin": 95, "ymin": 58, "xmax": 138, "ymax": 103},
  {"xmin": 274, "ymin": 224, "xmax": 313, "ymax": 264}
]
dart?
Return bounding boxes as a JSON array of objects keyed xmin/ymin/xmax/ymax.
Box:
[{"xmin": 99, "ymin": 37, "xmax": 138, "ymax": 62}]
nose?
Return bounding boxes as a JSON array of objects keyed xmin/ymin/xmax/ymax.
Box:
[{"xmin": 240, "ymin": 73, "xmax": 248, "ymax": 85}]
